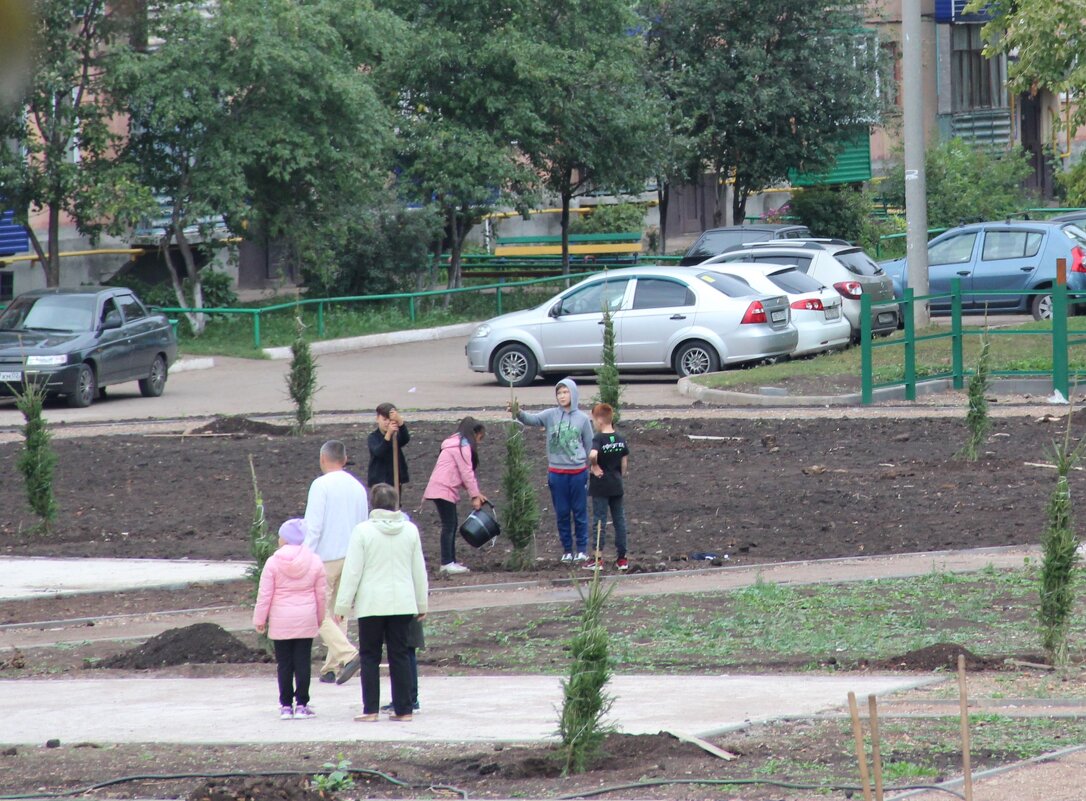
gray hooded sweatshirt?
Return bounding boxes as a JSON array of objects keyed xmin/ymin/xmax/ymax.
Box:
[{"xmin": 516, "ymin": 377, "xmax": 594, "ymax": 471}]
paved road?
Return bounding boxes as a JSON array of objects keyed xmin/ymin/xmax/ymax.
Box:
[{"xmin": 0, "ymin": 335, "xmax": 695, "ymax": 428}]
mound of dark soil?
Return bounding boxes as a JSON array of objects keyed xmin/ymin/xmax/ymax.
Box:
[
  {"xmin": 95, "ymin": 623, "xmax": 271, "ymax": 670},
  {"xmin": 870, "ymin": 642, "xmax": 1007, "ymax": 671},
  {"xmin": 190, "ymin": 416, "xmax": 290, "ymax": 437},
  {"xmin": 188, "ymin": 775, "xmax": 322, "ymax": 801}
]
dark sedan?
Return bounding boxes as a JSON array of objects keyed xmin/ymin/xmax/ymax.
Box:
[{"xmin": 0, "ymin": 287, "xmax": 178, "ymax": 407}]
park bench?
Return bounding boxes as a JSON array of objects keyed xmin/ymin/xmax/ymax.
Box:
[{"xmin": 493, "ymin": 231, "xmax": 643, "ymax": 260}]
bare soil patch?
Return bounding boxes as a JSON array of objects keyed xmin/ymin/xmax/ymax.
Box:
[{"xmin": 95, "ymin": 623, "xmax": 271, "ymax": 670}]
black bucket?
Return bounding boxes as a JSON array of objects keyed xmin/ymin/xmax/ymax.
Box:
[{"xmin": 460, "ymin": 502, "xmax": 500, "ymax": 548}]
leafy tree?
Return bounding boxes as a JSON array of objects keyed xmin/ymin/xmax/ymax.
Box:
[
  {"xmin": 881, "ymin": 139, "xmax": 1033, "ymax": 229},
  {"xmin": 110, "ymin": 0, "xmax": 393, "ymax": 333},
  {"xmin": 0, "ymin": 0, "xmax": 152, "ymax": 286},
  {"xmin": 570, "ymin": 203, "xmax": 646, "ymax": 236},
  {"xmin": 788, "ymin": 186, "xmax": 873, "ymax": 244},
  {"xmin": 646, "ymin": 0, "xmax": 884, "ymax": 224},
  {"xmin": 377, "ymin": 0, "xmax": 539, "ymax": 290},
  {"xmin": 974, "ymin": 0, "xmax": 1086, "ymax": 137},
  {"xmin": 517, "ymin": 0, "xmax": 664, "ymax": 274}
]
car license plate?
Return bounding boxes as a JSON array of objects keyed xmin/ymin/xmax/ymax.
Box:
[
  {"xmin": 825, "ymin": 306, "xmax": 841, "ymax": 320},
  {"xmin": 0, "ymin": 371, "xmax": 20, "ymax": 382},
  {"xmin": 878, "ymin": 312, "xmax": 896, "ymax": 325},
  {"xmin": 771, "ymin": 310, "xmax": 786, "ymax": 323}
]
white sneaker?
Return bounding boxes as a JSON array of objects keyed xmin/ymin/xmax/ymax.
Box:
[
  {"xmin": 440, "ymin": 562, "xmax": 470, "ymax": 574},
  {"xmin": 573, "ymin": 552, "xmax": 589, "ymax": 563},
  {"xmin": 560, "ymin": 553, "xmax": 574, "ymax": 563}
]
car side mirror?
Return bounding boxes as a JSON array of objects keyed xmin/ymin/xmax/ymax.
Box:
[
  {"xmin": 548, "ymin": 302, "xmax": 562, "ymax": 318},
  {"xmin": 100, "ymin": 310, "xmax": 122, "ymax": 331}
]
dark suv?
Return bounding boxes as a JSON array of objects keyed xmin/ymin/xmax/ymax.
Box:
[{"xmin": 678, "ymin": 224, "xmax": 812, "ymax": 266}]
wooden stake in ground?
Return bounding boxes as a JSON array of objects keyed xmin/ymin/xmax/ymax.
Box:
[
  {"xmin": 867, "ymin": 694, "xmax": 884, "ymax": 801},
  {"xmin": 848, "ymin": 691, "xmax": 873, "ymax": 801},
  {"xmin": 958, "ymin": 654, "xmax": 974, "ymax": 801}
]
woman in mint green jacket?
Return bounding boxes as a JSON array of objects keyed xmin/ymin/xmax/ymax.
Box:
[{"xmin": 334, "ymin": 483, "xmax": 428, "ymax": 722}]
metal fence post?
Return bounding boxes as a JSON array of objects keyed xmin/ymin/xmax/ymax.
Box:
[
  {"xmin": 497, "ymin": 277, "xmax": 504, "ymax": 317},
  {"xmin": 861, "ymin": 293, "xmax": 874, "ymax": 404},
  {"xmin": 1053, "ymin": 259, "xmax": 1069, "ymax": 399},
  {"xmin": 317, "ymin": 302, "xmax": 325, "ymax": 338},
  {"xmin": 902, "ymin": 289, "xmax": 916, "ymax": 401},
  {"xmin": 253, "ymin": 311, "xmax": 261, "ymax": 350},
  {"xmin": 951, "ymin": 278, "xmax": 964, "ymax": 389},
  {"xmin": 408, "ymin": 295, "xmax": 416, "ymax": 322}
]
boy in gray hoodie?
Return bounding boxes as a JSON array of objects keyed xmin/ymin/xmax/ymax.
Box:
[{"xmin": 510, "ymin": 377, "xmax": 594, "ymax": 562}]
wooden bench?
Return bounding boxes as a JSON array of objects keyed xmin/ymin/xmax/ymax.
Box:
[{"xmin": 493, "ymin": 232, "xmax": 643, "ymax": 260}]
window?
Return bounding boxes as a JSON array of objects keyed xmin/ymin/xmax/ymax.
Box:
[
  {"xmin": 929, "ymin": 233, "xmax": 978, "ymax": 265},
  {"xmin": 765, "ymin": 269, "xmax": 825, "ymax": 294},
  {"xmin": 981, "ymin": 231, "xmax": 1043, "ymax": 261},
  {"xmin": 632, "ymin": 278, "xmax": 694, "ymax": 309},
  {"xmin": 0, "ymin": 272, "xmax": 11, "ymax": 302},
  {"xmin": 556, "ymin": 279, "xmax": 629, "ymax": 316},
  {"xmin": 117, "ymin": 293, "xmax": 147, "ymax": 321},
  {"xmin": 951, "ymin": 24, "xmax": 1006, "ymax": 112},
  {"xmin": 834, "ymin": 249, "xmax": 883, "ymax": 276},
  {"xmin": 696, "ymin": 272, "xmax": 759, "ymax": 297}
]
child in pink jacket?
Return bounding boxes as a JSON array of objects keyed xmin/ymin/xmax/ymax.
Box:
[
  {"xmin": 253, "ymin": 518, "xmax": 327, "ymax": 720},
  {"xmin": 423, "ymin": 416, "xmax": 487, "ymax": 575}
]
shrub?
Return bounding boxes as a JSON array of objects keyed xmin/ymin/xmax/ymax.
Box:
[
  {"xmin": 107, "ymin": 268, "xmax": 238, "ymax": 311},
  {"xmin": 788, "ymin": 185, "xmax": 872, "ymax": 243},
  {"xmin": 1056, "ymin": 153, "xmax": 1086, "ymax": 207},
  {"xmin": 593, "ymin": 306, "xmax": 622, "ymax": 421},
  {"xmin": 570, "ymin": 203, "xmax": 645, "ymax": 235},
  {"xmin": 286, "ymin": 315, "xmax": 318, "ymax": 434},
  {"xmin": 881, "ymin": 139, "xmax": 1033, "ymax": 229}
]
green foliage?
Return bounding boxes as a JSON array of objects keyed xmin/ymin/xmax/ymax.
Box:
[
  {"xmin": 881, "ymin": 139, "xmax": 1033, "ymax": 229},
  {"xmin": 559, "ymin": 569, "xmax": 615, "ymax": 775},
  {"xmin": 570, "ymin": 204, "xmax": 646, "ymax": 235},
  {"xmin": 0, "ymin": 0, "xmax": 151, "ymax": 285},
  {"xmin": 107, "ymin": 269, "xmax": 238, "ymax": 314},
  {"xmin": 647, "ymin": 0, "xmax": 886, "ymax": 223},
  {"xmin": 1056, "ymin": 155, "xmax": 1086, "ymax": 207},
  {"xmin": 246, "ymin": 455, "xmax": 276, "ymax": 651},
  {"xmin": 788, "ymin": 186, "xmax": 873, "ymax": 244},
  {"xmin": 299, "ymin": 197, "xmax": 443, "ymax": 298},
  {"xmin": 1038, "ymin": 414, "xmax": 1083, "ymax": 667},
  {"xmin": 14, "ymin": 379, "xmax": 57, "ymax": 530},
  {"xmin": 593, "ymin": 306, "xmax": 622, "ymax": 421},
  {"xmin": 959, "ymin": 328, "xmax": 992, "ymax": 461},
  {"xmin": 502, "ymin": 421, "xmax": 540, "ymax": 571},
  {"xmin": 311, "ymin": 757, "xmax": 355, "ymax": 794},
  {"xmin": 286, "ymin": 316, "xmax": 318, "ymax": 435},
  {"xmin": 975, "ymin": 0, "xmax": 1086, "ymax": 137}
]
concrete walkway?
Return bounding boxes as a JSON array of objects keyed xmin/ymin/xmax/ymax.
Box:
[{"xmin": 0, "ymin": 674, "xmax": 934, "ymax": 745}]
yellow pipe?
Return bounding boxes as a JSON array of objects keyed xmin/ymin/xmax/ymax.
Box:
[
  {"xmin": 485, "ymin": 199, "xmax": 661, "ymax": 221},
  {"xmin": 0, "ymin": 247, "xmax": 143, "ymax": 266}
]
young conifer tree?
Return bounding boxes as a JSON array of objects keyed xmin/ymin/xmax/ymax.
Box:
[
  {"xmin": 593, "ymin": 304, "xmax": 622, "ymax": 422},
  {"xmin": 14, "ymin": 379, "xmax": 57, "ymax": 531},
  {"xmin": 502, "ymin": 418, "xmax": 540, "ymax": 570},
  {"xmin": 959, "ymin": 327, "xmax": 991, "ymax": 460},
  {"xmin": 286, "ymin": 314, "xmax": 317, "ymax": 434},
  {"xmin": 1039, "ymin": 414, "xmax": 1083, "ymax": 667}
]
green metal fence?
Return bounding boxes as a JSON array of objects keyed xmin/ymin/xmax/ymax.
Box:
[
  {"xmin": 157, "ymin": 271, "xmax": 596, "ymax": 350},
  {"xmin": 859, "ymin": 278, "xmax": 1085, "ymax": 404}
]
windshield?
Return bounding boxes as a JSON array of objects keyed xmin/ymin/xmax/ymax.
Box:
[
  {"xmin": 687, "ymin": 230, "xmax": 771, "ymax": 259},
  {"xmin": 695, "ymin": 271, "xmax": 761, "ymax": 297},
  {"xmin": 0, "ymin": 295, "xmax": 96, "ymax": 333},
  {"xmin": 834, "ymin": 248, "xmax": 883, "ymax": 276}
]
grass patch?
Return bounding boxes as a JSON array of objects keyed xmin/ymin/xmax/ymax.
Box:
[
  {"xmin": 692, "ymin": 317, "xmax": 1086, "ymax": 391},
  {"xmin": 425, "ymin": 568, "xmax": 1086, "ymax": 673},
  {"xmin": 174, "ymin": 285, "xmax": 552, "ymax": 358}
]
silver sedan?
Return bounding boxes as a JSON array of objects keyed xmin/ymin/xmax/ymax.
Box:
[{"xmin": 465, "ymin": 266, "xmax": 798, "ymax": 387}]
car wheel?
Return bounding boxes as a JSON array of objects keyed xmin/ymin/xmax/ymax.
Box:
[
  {"xmin": 1032, "ymin": 290, "xmax": 1054, "ymax": 321},
  {"xmin": 67, "ymin": 363, "xmax": 96, "ymax": 408},
  {"xmin": 139, "ymin": 354, "xmax": 168, "ymax": 397},
  {"xmin": 674, "ymin": 340, "xmax": 720, "ymax": 377},
  {"xmin": 493, "ymin": 344, "xmax": 538, "ymax": 388}
]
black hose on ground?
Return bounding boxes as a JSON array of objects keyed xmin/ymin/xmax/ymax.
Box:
[{"xmin": 0, "ymin": 767, "xmax": 468, "ymax": 801}]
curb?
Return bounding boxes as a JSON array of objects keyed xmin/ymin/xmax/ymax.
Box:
[
  {"xmin": 678, "ymin": 375, "xmax": 1063, "ymax": 407},
  {"xmin": 168, "ymin": 357, "xmax": 215, "ymax": 374},
  {"xmin": 261, "ymin": 322, "xmax": 479, "ymax": 360}
]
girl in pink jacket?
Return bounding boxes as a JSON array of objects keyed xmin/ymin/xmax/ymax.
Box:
[
  {"xmin": 253, "ymin": 518, "xmax": 327, "ymax": 720},
  {"xmin": 423, "ymin": 417, "xmax": 487, "ymax": 575}
]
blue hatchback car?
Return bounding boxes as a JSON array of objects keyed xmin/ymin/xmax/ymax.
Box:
[{"xmin": 880, "ymin": 220, "xmax": 1086, "ymax": 320}]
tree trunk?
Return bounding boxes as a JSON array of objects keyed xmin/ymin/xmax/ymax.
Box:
[
  {"xmin": 657, "ymin": 179, "xmax": 670, "ymax": 254},
  {"xmin": 561, "ymin": 178, "xmax": 572, "ymax": 278},
  {"xmin": 445, "ymin": 205, "xmax": 462, "ymax": 291},
  {"xmin": 162, "ymin": 211, "xmax": 207, "ymax": 336},
  {"xmin": 712, "ymin": 169, "xmax": 725, "ymax": 228},
  {"xmin": 732, "ymin": 181, "xmax": 749, "ymax": 226},
  {"xmin": 45, "ymin": 207, "xmax": 61, "ymax": 287}
]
